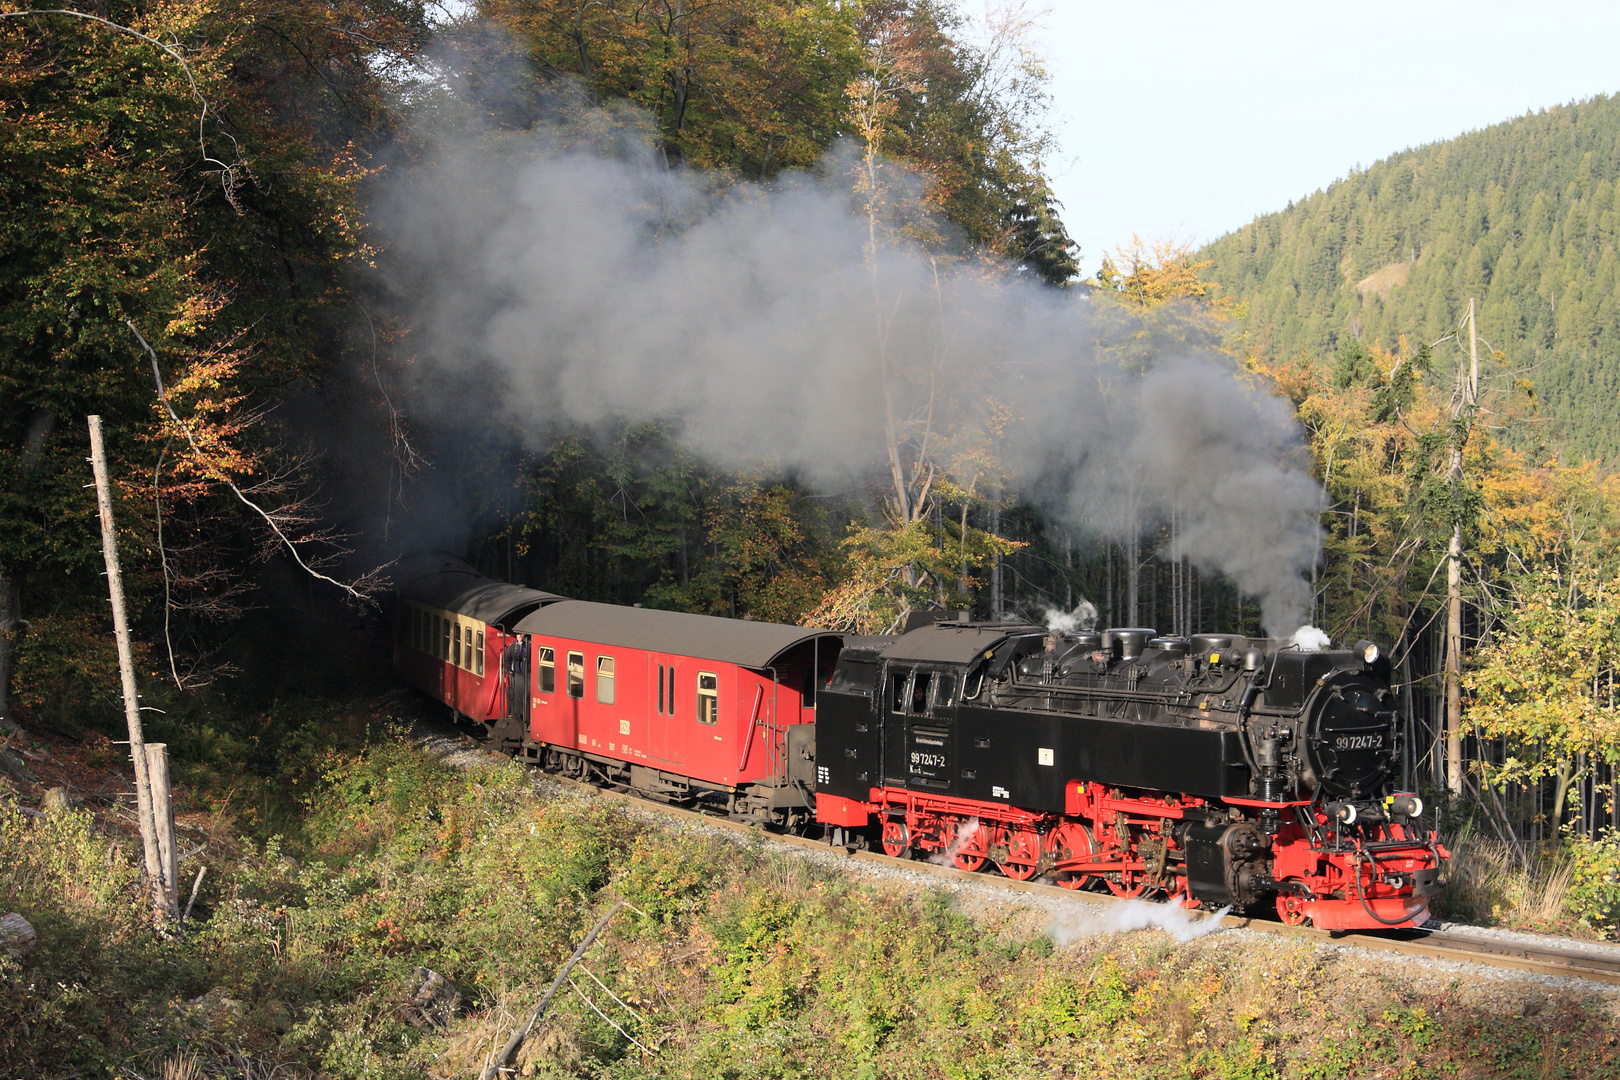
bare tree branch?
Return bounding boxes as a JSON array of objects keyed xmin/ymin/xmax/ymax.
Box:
[
  {"xmin": 0, "ymin": 7, "xmax": 250, "ymax": 210},
  {"xmin": 129, "ymin": 320, "xmax": 386, "ymax": 604}
]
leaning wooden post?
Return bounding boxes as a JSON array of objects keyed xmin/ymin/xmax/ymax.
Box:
[
  {"xmin": 146, "ymin": 743, "xmax": 178, "ymax": 911},
  {"xmin": 88, "ymin": 415, "xmax": 173, "ymax": 920}
]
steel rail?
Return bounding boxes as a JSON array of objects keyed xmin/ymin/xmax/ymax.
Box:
[
  {"xmin": 559, "ymin": 780, "xmax": 1620, "ymax": 987},
  {"xmin": 424, "ymin": 727, "xmax": 1620, "ymax": 988}
]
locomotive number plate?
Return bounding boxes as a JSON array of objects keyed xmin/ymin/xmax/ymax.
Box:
[{"xmin": 1334, "ymin": 734, "xmax": 1384, "ymax": 751}]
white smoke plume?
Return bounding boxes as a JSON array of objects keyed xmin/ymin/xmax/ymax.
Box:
[
  {"xmin": 1290, "ymin": 626, "xmax": 1332, "ymax": 651},
  {"xmin": 1043, "ymin": 601, "xmax": 1099, "ymax": 635},
  {"xmin": 927, "ymin": 817, "xmax": 982, "ymax": 867},
  {"xmin": 373, "ymin": 88, "xmax": 1323, "ymax": 633},
  {"xmin": 1046, "ymin": 899, "xmax": 1232, "ymax": 946}
]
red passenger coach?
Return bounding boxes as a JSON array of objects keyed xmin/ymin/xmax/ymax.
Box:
[
  {"xmin": 510, "ymin": 602, "xmax": 841, "ymax": 826},
  {"xmin": 394, "ymin": 558, "xmax": 567, "ymax": 722}
]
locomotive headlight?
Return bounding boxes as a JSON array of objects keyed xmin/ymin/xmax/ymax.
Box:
[
  {"xmin": 1389, "ymin": 794, "xmax": 1424, "ymax": 818},
  {"xmin": 1355, "ymin": 639, "xmax": 1380, "ymax": 665},
  {"xmin": 1330, "ymin": 801, "xmax": 1358, "ymax": 824}
]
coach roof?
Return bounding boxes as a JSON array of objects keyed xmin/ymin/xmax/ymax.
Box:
[
  {"xmin": 397, "ymin": 557, "xmax": 568, "ymax": 627},
  {"xmin": 513, "ymin": 600, "xmax": 839, "ymax": 670}
]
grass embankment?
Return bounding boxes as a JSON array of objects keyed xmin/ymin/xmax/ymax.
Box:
[{"xmin": 3, "ymin": 733, "xmax": 1618, "ymax": 1080}]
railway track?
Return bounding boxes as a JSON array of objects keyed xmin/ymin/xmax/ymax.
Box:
[
  {"xmin": 558, "ymin": 778, "xmax": 1620, "ymax": 988},
  {"xmin": 421, "ymin": 725, "xmax": 1620, "ymax": 989}
]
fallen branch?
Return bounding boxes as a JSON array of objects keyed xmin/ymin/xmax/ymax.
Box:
[
  {"xmin": 182, "ymin": 865, "xmax": 207, "ymax": 923},
  {"xmin": 480, "ymin": 901, "xmax": 625, "ymax": 1080}
]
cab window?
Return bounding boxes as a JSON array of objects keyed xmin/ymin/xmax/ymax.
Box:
[
  {"xmin": 889, "ymin": 668, "xmax": 912, "ymax": 712},
  {"xmin": 909, "ymin": 672, "xmax": 932, "ymax": 714},
  {"xmin": 801, "ymin": 666, "xmax": 818, "ymax": 711},
  {"xmin": 696, "ymin": 672, "xmax": 719, "ymax": 724},
  {"xmin": 566, "ymin": 652, "xmax": 584, "ymax": 698},
  {"xmin": 931, "ymin": 673, "xmax": 956, "ymax": 710},
  {"xmin": 596, "ymin": 656, "xmax": 615, "ymax": 705},
  {"xmin": 475, "ymin": 631, "xmax": 485, "ymax": 676},
  {"xmin": 537, "ymin": 647, "xmax": 556, "ymax": 693}
]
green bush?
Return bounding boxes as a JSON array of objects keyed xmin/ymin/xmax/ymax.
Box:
[{"xmin": 1566, "ymin": 828, "xmax": 1620, "ymax": 935}]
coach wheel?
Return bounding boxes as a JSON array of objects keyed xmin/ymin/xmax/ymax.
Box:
[
  {"xmin": 881, "ymin": 819, "xmax": 911, "ymax": 859},
  {"xmin": 1276, "ymin": 895, "xmax": 1310, "ymax": 927},
  {"xmin": 1042, "ymin": 822, "xmax": 1098, "ymax": 891},
  {"xmin": 993, "ymin": 826, "xmax": 1042, "ymax": 881},
  {"xmin": 948, "ymin": 817, "xmax": 988, "ymax": 872}
]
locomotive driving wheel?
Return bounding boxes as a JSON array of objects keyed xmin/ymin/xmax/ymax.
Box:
[
  {"xmin": 947, "ymin": 817, "xmax": 988, "ymax": 872},
  {"xmin": 1041, "ymin": 822, "xmax": 1098, "ymax": 890},
  {"xmin": 1276, "ymin": 895, "xmax": 1310, "ymax": 926},
  {"xmin": 881, "ymin": 819, "xmax": 911, "ymax": 859},
  {"xmin": 992, "ymin": 826, "xmax": 1042, "ymax": 881}
]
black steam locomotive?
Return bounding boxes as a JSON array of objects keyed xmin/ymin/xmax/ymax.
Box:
[{"xmin": 813, "ymin": 618, "xmax": 1444, "ymax": 929}]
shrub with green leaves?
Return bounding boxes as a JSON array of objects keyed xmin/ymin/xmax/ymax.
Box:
[{"xmin": 1566, "ymin": 828, "xmax": 1620, "ymax": 934}]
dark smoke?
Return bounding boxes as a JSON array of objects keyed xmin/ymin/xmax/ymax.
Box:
[{"xmin": 372, "ymin": 97, "xmax": 1322, "ymax": 635}]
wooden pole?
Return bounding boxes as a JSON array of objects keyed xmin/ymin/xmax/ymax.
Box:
[
  {"xmin": 146, "ymin": 743, "xmax": 178, "ymax": 911},
  {"xmin": 88, "ymin": 415, "xmax": 173, "ymax": 920}
]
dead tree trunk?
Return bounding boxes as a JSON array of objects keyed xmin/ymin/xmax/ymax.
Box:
[
  {"xmin": 88, "ymin": 415, "xmax": 175, "ymax": 921},
  {"xmin": 146, "ymin": 743, "xmax": 178, "ymax": 911}
]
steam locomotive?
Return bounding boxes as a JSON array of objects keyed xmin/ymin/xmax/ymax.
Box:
[{"xmin": 394, "ymin": 556, "xmax": 1446, "ymax": 931}]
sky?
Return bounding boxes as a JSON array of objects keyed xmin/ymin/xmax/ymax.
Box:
[{"xmin": 1039, "ymin": 1, "xmax": 1620, "ymax": 276}]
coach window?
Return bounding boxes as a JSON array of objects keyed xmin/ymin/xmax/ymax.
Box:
[
  {"xmin": 657, "ymin": 664, "xmax": 665, "ymax": 714},
  {"xmin": 430, "ymin": 615, "xmax": 441, "ymax": 659},
  {"xmin": 537, "ymin": 647, "xmax": 556, "ymax": 693},
  {"xmin": 668, "ymin": 667, "xmax": 676, "ymax": 716},
  {"xmin": 475, "ymin": 631, "xmax": 485, "ymax": 676},
  {"xmin": 452, "ymin": 623, "xmax": 462, "ymax": 668},
  {"xmin": 596, "ymin": 656, "xmax": 615, "ymax": 705},
  {"xmin": 442, "ymin": 619, "xmax": 452, "ymax": 662},
  {"xmin": 414, "ymin": 609, "xmax": 424, "ymax": 651},
  {"xmin": 909, "ymin": 671, "xmax": 932, "ymax": 714},
  {"xmin": 566, "ymin": 652, "xmax": 585, "ymax": 698},
  {"xmin": 696, "ymin": 672, "xmax": 718, "ymax": 724},
  {"xmin": 464, "ymin": 626, "xmax": 474, "ymax": 671}
]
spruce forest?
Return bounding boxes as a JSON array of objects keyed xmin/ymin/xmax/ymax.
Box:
[{"xmin": 3, "ymin": 0, "xmax": 1620, "ymax": 1076}]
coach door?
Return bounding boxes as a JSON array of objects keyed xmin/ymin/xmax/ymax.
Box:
[{"xmin": 647, "ymin": 654, "xmax": 686, "ymax": 765}]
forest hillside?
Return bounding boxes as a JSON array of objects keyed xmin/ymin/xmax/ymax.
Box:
[{"xmin": 1199, "ymin": 94, "xmax": 1620, "ymax": 466}]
